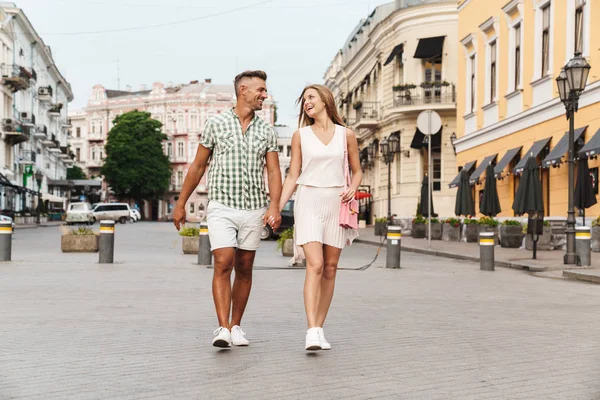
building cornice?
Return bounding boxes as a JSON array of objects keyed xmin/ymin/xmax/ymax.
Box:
[
  {"xmin": 458, "ymin": 0, "xmax": 473, "ymax": 12},
  {"xmin": 501, "ymin": 0, "xmax": 523, "ymax": 15},
  {"xmin": 478, "ymin": 16, "xmax": 497, "ymax": 33}
]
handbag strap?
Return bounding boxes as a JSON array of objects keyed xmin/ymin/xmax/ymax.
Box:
[{"xmin": 342, "ymin": 126, "xmax": 351, "ymax": 190}]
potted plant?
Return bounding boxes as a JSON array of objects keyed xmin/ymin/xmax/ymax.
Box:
[
  {"xmin": 374, "ymin": 217, "xmax": 387, "ymax": 236},
  {"xmin": 464, "ymin": 218, "xmax": 479, "ymax": 242},
  {"xmin": 592, "ymin": 217, "xmax": 600, "ymax": 252},
  {"xmin": 61, "ymin": 226, "xmax": 99, "ymax": 252},
  {"xmin": 277, "ymin": 227, "xmax": 295, "ymax": 257},
  {"xmin": 442, "ymin": 217, "xmax": 461, "ymax": 242},
  {"xmin": 179, "ymin": 226, "xmax": 200, "ymax": 254},
  {"xmin": 426, "ymin": 217, "xmax": 442, "ymax": 240},
  {"xmin": 478, "ymin": 216, "xmax": 499, "ymax": 245},
  {"xmin": 352, "ymin": 101, "xmax": 363, "ymax": 110},
  {"xmin": 411, "ymin": 215, "xmax": 427, "ymax": 239},
  {"xmin": 525, "ymin": 220, "xmax": 553, "ymax": 251},
  {"xmin": 499, "ymin": 220, "xmax": 524, "ymax": 248}
]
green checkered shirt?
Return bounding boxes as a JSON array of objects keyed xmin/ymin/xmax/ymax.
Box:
[{"xmin": 199, "ymin": 109, "xmax": 278, "ymax": 210}]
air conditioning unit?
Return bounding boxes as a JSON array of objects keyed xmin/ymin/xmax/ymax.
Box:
[
  {"xmin": 21, "ymin": 112, "xmax": 29, "ymax": 119},
  {"xmin": 2, "ymin": 118, "xmax": 13, "ymax": 125},
  {"xmin": 38, "ymin": 87, "xmax": 50, "ymax": 96}
]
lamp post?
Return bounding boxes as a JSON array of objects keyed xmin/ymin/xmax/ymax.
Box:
[
  {"xmin": 556, "ymin": 53, "xmax": 591, "ymax": 265},
  {"xmin": 379, "ymin": 135, "xmax": 400, "ymax": 222},
  {"xmin": 34, "ymin": 170, "xmax": 43, "ymax": 225}
]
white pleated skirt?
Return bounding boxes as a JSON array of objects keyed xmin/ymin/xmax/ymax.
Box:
[{"xmin": 291, "ymin": 185, "xmax": 359, "ymax": 264}]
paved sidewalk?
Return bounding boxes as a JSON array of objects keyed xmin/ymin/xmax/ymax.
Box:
[
  {"xmin": 14, "ymin": 221, "xmax": 65, "ymax": 230},
  {"xmin": 357, "ymin": 227, "xmax": 600, "ymax": 273}
]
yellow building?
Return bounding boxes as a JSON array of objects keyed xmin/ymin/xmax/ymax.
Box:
[
  {"xmin": 456, "ymin": 0, "xmax": 600, "ymax": 219},
  {"xmin": 324, "ymin": 0, "xmax": 458, "ymax": 223}
]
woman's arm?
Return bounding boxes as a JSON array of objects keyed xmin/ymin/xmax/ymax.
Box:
[
  {"xmin": 279, "ymin": 130, "xmax": 302, "ymax": 212},
  {"xmin": 340, "ymin": 128, "xmax": 363, "ymax": 203}
]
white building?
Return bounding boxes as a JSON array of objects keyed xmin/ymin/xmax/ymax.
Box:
[
  {"xmin": 0, "ymin": 3, "xmax": 74, "ymax": 215},
  {"xmin": 275, "ymin": 125, "xmax": 294, "ymax": 180}
]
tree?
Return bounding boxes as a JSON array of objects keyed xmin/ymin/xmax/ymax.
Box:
[
  {"xmin": 101, "ymin": 111, "xmax": 171, "ymax": 217},
  {"xmin": 67, "ymin": 165, "xmax": 87, "ymax": 180}
]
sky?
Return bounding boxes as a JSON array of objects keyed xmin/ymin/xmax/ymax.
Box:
[{"xmin": 14, "ymin": 0, "xmax": 392, "ymax": 127}]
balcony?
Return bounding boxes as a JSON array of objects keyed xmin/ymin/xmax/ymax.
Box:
[
  {"xmin": 20, "ymin": 112, "xmax": 35, "ymax": 127},
  {"xmin": 350, "ymin": 101, "xmax": 380, "ymax": 130},
  {"xmin": 41, "ymin": 132, "xmax": 55, "ymax": 147},
  {"xmin": 170, "ymin": 155, "xmax": 188, "ymax": 164},
  {"xmin": 62, "ymin": 118, "xmax": 72, "ymax": 129},
  {"xmin": 170, "ymin": 184, "xmax": 182, "ymax": 192},
  {"xmin": 87, "ymin": 159, "xmax": 102, "ymax": 168},
  {"xmin": 59, "ymin": 146, "xmax": 70, "ymax": 159},
  {"xmin": 1, "ymin": 64, "xmax": 32, "ymax": 92},
  {"xmin": 48, "ymin": 103, "xmax": 63, "ymax": 117},
  {"xmin": 38, "ymin": 86, "xmax": 53, "ymax": 103},
  {"xmin": 392, "ymin": 83, "xmax": 456, "ymax": 110},
  {"xmin": 2, "ymin": 118, "xmax": 29, "ymax": 145},
  {"xmin": 88, "ymin": 134, "xmax": 104, "ymax": 142},
  {"xmin": 32, "ymin": 125, "xmax": 47, "ymax": 139},
  {"xmin": 17, "ymin": 150, "xmax": 36, "ymax": 165}
]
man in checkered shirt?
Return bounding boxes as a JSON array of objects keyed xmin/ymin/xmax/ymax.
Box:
[{"xmin": 174, "ymin": 70, "xmax": 282, "ymax": 348}]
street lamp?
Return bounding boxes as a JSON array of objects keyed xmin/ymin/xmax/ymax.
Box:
[
  {"xmin": 556, "ymin": 53, "xmax": 591, "ymax": 265},
  {"xmin": 380, "ymin": 134, "xmax": 400, "ymax": 221},
  {"xmin": 34, "ymin": 170, "xmax": 43, "ymax": 225}
]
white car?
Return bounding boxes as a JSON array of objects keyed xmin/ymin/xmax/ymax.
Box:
[
  {"xmin": 130, "ymin": 209, "xmax": 141, "ymax": 222},
  {"xmin": 65, "ymin": 202, "xmax": 95, "ymax": 225},
  {"xmin": 93, "ymin": 203, "xmax": 131, "ymax": 224}
]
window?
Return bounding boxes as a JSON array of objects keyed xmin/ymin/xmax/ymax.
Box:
[
  {"xmin": 190, "ymin": 114, "xmax": 197, "ymax": 130},
  {"xmin": 575, "ymin": 0, "xmax": 585, "ymax": 54},
  {"xmin": 177, "ymin": 171, "xmax": 183, "ymax": 186},
  {"xmin": 76, "ymin": 127, "xmax": 81, "ymax": 138},
  {"xmin": 167, "ymin": 142, "xmax": 173, "ymax": 157},
  {"xmin": 278, "ymin": 145, "xmax": 283, "ymax": 154},
  {"xmin": 189, "ymin": 203, "xmax": 195, "ymax": 214},
  {"xmin": 396, "ymin": 152, "xmax": 401, "ymax": 187},
  {"xmin": 286, "ymin": 146, "xmax": 291, "ymax": 157},
  {"xmin": 177, "ymin": 114, "xmax": 184, "ymax": 131},
  {"xmin": 514, "ymin": 24, "xmax": 521, "ymax": 90},
  {"xmin": 470, "ymin": 55, "xmax": 476, "ymax": 113},
  {"xmin": 433, "ymin": 155, "xmax": 441, "ymax": 191},
  {"xmin": 395, "ymin": 53, "xmax": 404, "ymax": 85},
  {"xmin": 91, "ymin": 123, "xmax": 95, "ymax": 134},
  {"xmin": 99, "ymin": 123, "xmax": 103, "ymax": 134},
  {"xmin": 541, "ymin": 4, "xmax": 551, "ymax": 77},
  {"xmin": 177, "ymin": 142, "xmax": 184, "ymax": 157},
  {"xmin": 423, "ymin": 56, "xmax": 442, "ymax": 102},
  {"xmin": 91, "ymin": 148, "xmax": 96, "ymax": 161},
  {"xmin": 99, "ymin": 146, "xmax": 104, "ymax": 159},
  {"xmin": 76, "ymin": 148, "xmax": 80, "ymax": 162},
  {"xmin": 489, "ymin": 40, "xmax": 497, "ymax": 103}
]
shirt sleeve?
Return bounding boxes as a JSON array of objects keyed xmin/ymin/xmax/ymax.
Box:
[
  {"xmin": 198, "ymin": 118, "xmax": 215, "ymax": 150},
  {"xmin": 266, "ymin": 125, "xmax": 278, "ymax": 153}
]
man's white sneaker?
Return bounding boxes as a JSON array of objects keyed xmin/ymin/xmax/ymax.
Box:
[
  {"xmin": 318, "ymin": 328, "xmax": 331, "ymax": 350},
  {"xmin": 212, "ymin": 327, "xmax": 231, "ymax": 348},
  {"xmin": 305, "ymin": 327, "xmax": 322, "ymax": 351},
  {"xmin": 231, "ymin": 325, "xmax": 250, "ymax": 346}
]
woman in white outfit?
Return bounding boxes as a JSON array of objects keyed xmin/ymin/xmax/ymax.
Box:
[{"xmin": 279, "ymin": 84, "xmax": 362, "ymax": 351}]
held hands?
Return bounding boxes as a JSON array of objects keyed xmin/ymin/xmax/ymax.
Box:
[
  {"xmin": 263, "ymin": 206, "xmax": 282, "ymax": 231},
  {"xmin": 173, "ymin": 205, "xmax": 186, "ymax": 231}
]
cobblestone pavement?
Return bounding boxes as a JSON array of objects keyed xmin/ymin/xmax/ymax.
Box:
[{"xmin": 1, "ymin": 223, "xmax": 599, "ymax": 400}]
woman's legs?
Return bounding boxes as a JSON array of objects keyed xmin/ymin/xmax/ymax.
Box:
[
  {"xmin": 302, "ymin": 241, "xmax": 324, "ymax": 328},
  {"xmin": 316, "ymin": 245, "xmax": 342, "ymax": 327}
]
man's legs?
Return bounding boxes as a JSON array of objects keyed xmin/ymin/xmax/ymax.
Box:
[
  {"xmin": 212, "ymin": 247, "xmax": 236, "ymax": 328},
  {"xmin": 230, "ymin": 249, "xmax": 256, "ymax": 328}
]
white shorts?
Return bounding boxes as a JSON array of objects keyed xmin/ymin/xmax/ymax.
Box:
[{"xmin": 206, "ymin": 200, "xmax": 267, "ymax": 251}]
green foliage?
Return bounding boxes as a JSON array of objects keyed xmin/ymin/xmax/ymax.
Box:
[
  {"xmin": 178, "ymin": 226, "xmax": 199, "ymax": 237},
  {"xmin": 412, "ymin": 215, "xmax": 427, "ymax": 224},
  {"xmin": 444, "ymin": 217, "xmax": 461, "ymax": 227},
  {"xmin": 100, "ymin": 111, "xmax": 171, "ymax": 203},
  {"xmin": 68, "ymin": 227, "xmax": 95, "ymax": 236},
  {"xmin": 463, "ymin": 218, "xmax": 478, "ymax": 225},
  {"xmin": 276, "ymin": 227, "xmax": 294, "ymax": 250},
  {"xmin": 478, "ymin": 216, "xmax": 499, "ymax": 227},
  {"xmin": 593, "ymin": 217, "xmax": 600, "ymax": 227},
  {"xmin": 67, "ymin": 165, "xmax": 87, "ymax": 180},
  {"xmin": 426, "ymin": 217, "xmax": 440, "ymax": 224},
  {"xmin": 375, "ymin": 217, "xmax": 388, "ymax": 223},
  {"xmin": 502, "ymin": 219, "xmax": 522, "ymax": 227}
]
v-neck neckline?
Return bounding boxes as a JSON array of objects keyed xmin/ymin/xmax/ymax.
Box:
[{"xmin": 309, "ymin": 125, "xmax": 337, "ymax": 147}]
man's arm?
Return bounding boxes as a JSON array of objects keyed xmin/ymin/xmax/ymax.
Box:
[
  {"xmin": 173, "ymin": 144, "xmax": 211, "ymax": 230},
  {"xmin": 263, "ymin": 151, "xmax": 282, "ymax": 230}
]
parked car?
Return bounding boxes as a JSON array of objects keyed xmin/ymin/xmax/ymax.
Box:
[
  {"xmin": 0, "ymin": 214, "xmax": 15, "ymax": 229},
  {"xmin": 130, "ymin": 209, "xmax": 141, "ymax": 222},
  {"xmin": 92, "ymin": 203, "xmax": 132, "ymax": 224},
  {"xmin": 65, "ymin": 202, "xmax": 95, "ymax": 225},
  {"xmin": 261, "ymin": 200, "xmax": 294, "ymax": 240}
]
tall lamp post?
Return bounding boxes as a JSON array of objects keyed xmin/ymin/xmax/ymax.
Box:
[
  {"xmin": 379, "ymin": 134, "xmax": 400, "ymax": 222},
  {"xmin": 34, "ymin": 170, "xmax": 43, "ymax": 225},
  {"xmin": 556, "ymin": 52, "xmax": 591, "ymax": 265}
]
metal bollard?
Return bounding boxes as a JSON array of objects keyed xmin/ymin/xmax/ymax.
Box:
[
  {"xmin": 576, "ymin": 226, "xmax": 591, "ymax": 266},
  {"xmin": 198, "ymin": 222, "xmax": 212, "ymax": 266},
  {"xmin": 479, "ymin": 232, "xmax": 495, "ymax": 271},
  {"xmin": 0, "ymin": 220, "xmax": 12, "ymax": 262},
  {"xmin": 99, "ymin": 220, "xmax": 115, "ymax": 264},
  {"xmin": 386, "ymin": 225, "xmax": 401, "ymax": 269}
]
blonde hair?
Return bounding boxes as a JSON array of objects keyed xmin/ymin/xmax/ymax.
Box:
[{"xmin": 296, "ymin": 84, "xmax": 346, "ymax": 128}]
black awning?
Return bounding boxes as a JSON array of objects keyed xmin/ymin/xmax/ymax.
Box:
[
  {"xmin": 414, "ymin": 36, "xmax": 445, "ymax": 59},
  {"xmin": 384, "ymin": 44, "xmax": 404, "ymax": 66},
  {"xmin": 0, "ymin": 172, "xmax": 13, "ymax": 187},
  {"xmin": 449, "ymin": 161, "xmax": 476, "ymax": 188},
  {"xmin": 494, "ymin": 146, "xmax": 522, "ymax": 178},
  {"xmin": 410, "ymin": 127, "xmax": 442, "ymax": 150},
  {"xmin": 513, "ymin": 137, "xmax": 552, "ymax": 174},
  {"xmin": 542, "ymin": 126, "xmax": 587, "ymax": 167},
  {"xmin": 469, "ymin": 154, "xmax": 498, "ymax": 184},
  {"xmin": 579, "ymin": 127, "xmax": 600, "ymax": 158}
]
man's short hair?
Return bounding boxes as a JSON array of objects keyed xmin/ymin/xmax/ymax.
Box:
[{"xmin": 234, "ymin": 70, "xmax": 267, "ymax": 97}]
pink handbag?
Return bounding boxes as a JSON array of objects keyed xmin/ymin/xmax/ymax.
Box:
[{"xmin": 339, "ymin": 128, "xmax": 359, "ymax": 230}]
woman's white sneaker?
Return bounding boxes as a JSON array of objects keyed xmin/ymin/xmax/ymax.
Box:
[
  {"xmin": 212, "ymin": 327, "xmax": 231, "ymax": 348},
  {"xmin": 318, "ymin": 328, "xmax": 331, "ymax": 350},
  {"xmin": 305, "ymin": 327, "xmax": 322, "ymax": 351},
  {"xmin": 231, "ymin": 325, "xmax": 250, "ymax": 346}
]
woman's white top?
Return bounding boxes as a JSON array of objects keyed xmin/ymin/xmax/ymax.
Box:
[{"xmin": 296, "ymin": 124, "xmax": 345, "ymax": 188}]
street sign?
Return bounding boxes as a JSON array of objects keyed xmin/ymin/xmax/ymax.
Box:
[{"xmin": 416, "ymin": 110, "xmax": 442, "ymax": 136}]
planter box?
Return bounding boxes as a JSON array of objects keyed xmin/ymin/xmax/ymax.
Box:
[
  {"xmin": 374, "ymin": 221, "xmax": 386, "ymax": 236},
  {"xmin": 592, "ymin": 226, "xmax": 600, "ymax": 252},
  {"xmin": 478, "ymin": 225, "xmax": 499, "ymax": 245},
  {"xmin": 465, "ymin": 224, "xmax": 479, "ymax": 242},
  {"xmin": 61, "ymin": 234, "xmax": 99, "ymax": 253},
  {"xmin": 40, "ymin": 216, "xmax": 47, "ymax": 223},
  {"xmin": 442, "ymin": 223, "xmax": 461, "ymax": 242},
  {"xmin": 282, "ymin": 238, "xmax": 294, "ymax": 257},
  {"xmin": 500, "ymin": 225, "xmax": 524, "ymax": 248},
  {"xmin": 412, "ymin": 223, "xmax": 426, "ymax": 239},
  {"xmin": 182, "ymin": 236, "xmax": 199, "ymax": 254},
  {"xmin": 525, "ymin": 226, "xmax": 553, "ymax": 251},
  {"xmin": 427, "ymin": 223, "xmax": 442, "ymax": 240},
  {"xmin": 15, "ymin": 216, "xmax": 25, "ymax": 225}
]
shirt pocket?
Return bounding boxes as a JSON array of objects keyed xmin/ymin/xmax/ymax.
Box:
[
  {"xmin": 214, "ymin": 131, "xmax": 235, "ymax": 155},
  {"xmin": 251, "ymin": 132, "xmax": 268, "ymax": 154}
]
